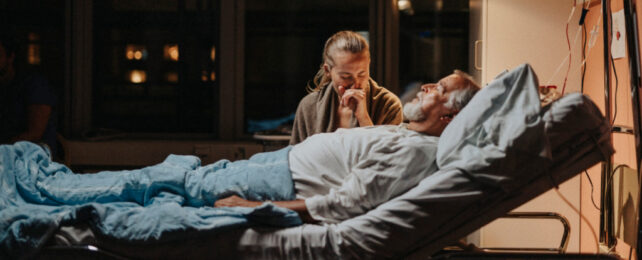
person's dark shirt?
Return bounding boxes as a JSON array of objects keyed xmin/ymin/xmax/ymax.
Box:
[{"xmin": 0, "ymin": 73, "xmax": 58, "ymax": 156}]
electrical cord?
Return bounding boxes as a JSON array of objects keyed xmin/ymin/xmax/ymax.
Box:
[
  {"xmin": 581, "ymin": 8, "xmax": 587, "ymax": 94},
  {"xmin": 555, "ymin": 188, "xmax": 600, "ymax": 252},
  {"xmin": 584, "ymin": 170, "xmax": 601, "ymax": 210},
  {"xmin": 608, "ymin": 2, "xmax": 619, "ymax": 126},
  {"xmin": 606, "ymin": 164, "xmax": 633, "ymax": 197}
]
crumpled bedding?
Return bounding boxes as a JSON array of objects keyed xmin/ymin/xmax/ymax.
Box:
[{"xmin": 0, "ymin": 142, "xmax": 301, "ymax": 258}]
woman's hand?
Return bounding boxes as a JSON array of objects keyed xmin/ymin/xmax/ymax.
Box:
[
  {"xmin": 337, "ymin": 86, "xmax": 373, "ymax": 127},
  {"xmin": 214, "ymin": 195, "xmax": 261, "ymax": 208}
]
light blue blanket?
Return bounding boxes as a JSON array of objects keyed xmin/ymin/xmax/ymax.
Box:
[{"xmin": 0, "ymin": 142, "xmax": 302, "ymax": 258}]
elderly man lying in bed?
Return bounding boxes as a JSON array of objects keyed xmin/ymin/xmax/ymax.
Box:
[
  {"xmin": 214, "ymin": 70, "xmax": 480, "ymax": 223},
  {"xmin": 0, "ymin": 71, "xmax": 478, "ymax": 257}
]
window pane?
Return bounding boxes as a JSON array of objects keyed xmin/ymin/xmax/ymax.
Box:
[
  {"xmin": 93, "ymin": 0, "xmax": 220, "ymax": 134},
  {"xmin": 398, "ymin": 0, "xmax": 469, "ymax": 101},
  {"xmin": 244, "ymin": 0, "xmax": 369, "ymax": 133},
  {"xmin": 0, "ymin": 0, "xmax": 65, "ymax": 145},
  {"xmin": 0, "ymin": 0, "xmax": 65, "ymax": 101}
]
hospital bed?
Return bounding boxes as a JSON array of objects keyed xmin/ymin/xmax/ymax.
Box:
[{"xmin": 33, "ymin": 64, "xmax": 615, "ymax": 259}]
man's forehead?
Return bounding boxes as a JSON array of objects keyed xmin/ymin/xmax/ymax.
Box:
[{"xmin": 438, "ymin": 74, "xmax": 464, "ymax": 90}]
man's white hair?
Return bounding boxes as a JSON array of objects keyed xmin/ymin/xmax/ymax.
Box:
[{"xmin": 445, "ymin": 70, "xmax": 480, "ymax": 110}]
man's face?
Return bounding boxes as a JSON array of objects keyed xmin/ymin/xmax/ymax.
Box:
[
  {"xmin": 404, "ymin": 74, "xmax": 466, "ymax": 124},
  {"xmin": 324, "ymin": 50, "xmax": 370, "ymax": 95}
]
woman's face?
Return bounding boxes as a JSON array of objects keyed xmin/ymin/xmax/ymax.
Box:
[{"xmin": 324, "ymin": 50, "xmax": 370, "ymax": 94}]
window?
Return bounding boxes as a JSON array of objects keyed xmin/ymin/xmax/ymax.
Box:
[
  {"xmin": 0, "ymin": 0, "xmax": 65, "ymax": 101},
  {"xmin": 398, "ymin": 0, "xmax": 469, "ymax": 98},
  {"xmin": 92, "ymin": 0, "xmax": 220, "ymax": 134},
  {"xmin": 243, "ymin": 0, "xmax": 370, "ymax": 133},
  {"xmin": 8, "ymin": 0, "xmax": 470, "ymax": 141}
]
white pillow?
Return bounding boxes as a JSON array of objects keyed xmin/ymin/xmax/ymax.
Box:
[{"xmin": 436, "ymin": 63, "xmax": 552, "ymax": 191}]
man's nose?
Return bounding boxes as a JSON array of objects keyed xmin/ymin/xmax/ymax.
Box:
[{"xmin": 421, "ymin": 84, "xmax": 433, "ymax": 92}]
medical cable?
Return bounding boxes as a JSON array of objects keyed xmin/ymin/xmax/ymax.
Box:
[
  {"xmin": 546, "ymin": 0, "xmax": 590, "ymax": 92},
  {"xmin": 554, "ymin": 188, "xmax": 600, "ymax": 252},
  {"xmin": 584, "ymin": 170, "xmax": 601, "ymax": 210},
  {"xmin": 546, "ymin": 0, "xmax": 602, "ymax": 90},
  {"xmin": 545, "ymin": 2, "xmax": 579, "ymax": 91},
  {"xmin": 562, "ymin": 13, "xmax": 573, "ymax": 95},
  {"xmin": 581, "ymin": 7, "xmax": 588, "ymax": 94},
  {"xmin": 545, "ymin": 26, "xmax": 582, "ymax": 90},
  {"xmin": 608, "ymin": 3, "xmax": 619, "ymax": 126}
]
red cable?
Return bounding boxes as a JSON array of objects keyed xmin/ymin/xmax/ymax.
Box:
[{"xmin": 562, "ymin": 9, "xmax": 572, "ymax": 95}]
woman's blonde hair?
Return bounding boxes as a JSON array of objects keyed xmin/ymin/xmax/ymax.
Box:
[{"xmin": 307, "ymin": 31, "xmax": 370, "ymax": 92}]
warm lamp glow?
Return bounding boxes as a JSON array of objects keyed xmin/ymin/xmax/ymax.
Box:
[
  {"xmin": 210, "ymin": 46, "xmax": 216, "ymax": 62},
  {"xmin": 201, "ymin": 70, "xmax": 216, "ymax": 82},
  {"xmin": 164, "ymin": 44, "xmax": 179, "ymax": 61},
  {"xmin": 201, "ymin": 70, "xmax": 208, "ymax": 82},
  {"xmin": 165, "ymin": 71, "xmax": 179, "ymax": 83},
  {"xmin": 28, "ymin": 32, "xmax": 40, "ymax": 41},
  {"xmin": 27, "ymin": 44, "xmax": 41, "ymax": 65},
  {"xmin": 126, "ymin": 45, "xmax": 147, "ymax": 60},
  {"xmin": 129, "ymin": 70, "xmax": 147, "ymax": 83}
]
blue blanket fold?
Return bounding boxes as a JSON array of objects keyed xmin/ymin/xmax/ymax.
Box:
[{"xmin": 0, "ymin": 142, "xmax": 301, "ymax": 258}]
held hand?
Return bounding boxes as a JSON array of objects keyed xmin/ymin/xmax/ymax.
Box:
[{"xmin": 214, "ymin": 195, "xmax": 261, "ymax": 208}]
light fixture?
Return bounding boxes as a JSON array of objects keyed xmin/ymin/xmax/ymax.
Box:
[
  {"xmin": 129, "ymin": 70, "xmax": 147, "ymax": 84},
  {"xmin": 165, "ymin": 71, "xmax": 179, "ymax": 83},
  {"xmin": 398, "ymin": 0, "xmax": 414, "ymax": 15},
  {"xmin": 125, "ymin": 45, "xmax": 147, "ymax": 61},
  {"xmin": 27, "ymin": 44, "xmax": 40, "ymax": 65},
  {"xmin": 164, "ymin": 44, "xmax": 179, "ymax": 61}
]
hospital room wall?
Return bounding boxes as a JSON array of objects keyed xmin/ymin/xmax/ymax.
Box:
[
  {"xmin": 581, "ymin": 0, "xmax": 637, "ymax": 257},
  {"xmin": 478, "ymin": 0, "xmax": 584, "ymax": 253}
]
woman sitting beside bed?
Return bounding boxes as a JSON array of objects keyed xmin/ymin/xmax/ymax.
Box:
[{"xmin": 289, "ymin": 31, "xmax": 404, "ymax": 145}]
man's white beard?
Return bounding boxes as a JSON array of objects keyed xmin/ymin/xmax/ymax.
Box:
[{"xmin": 403, "ymin": 102, "xmax": 426, "ymax": 122}]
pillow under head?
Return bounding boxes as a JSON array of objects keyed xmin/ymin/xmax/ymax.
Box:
[{"xmin": 436, "ymin": 63, "xmax": 552, "ymax": 192}]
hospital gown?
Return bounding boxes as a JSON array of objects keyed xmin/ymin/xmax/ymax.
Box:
[{"xmin": 289, "ymin": 124, "xmax": 439, "ymax": 223}]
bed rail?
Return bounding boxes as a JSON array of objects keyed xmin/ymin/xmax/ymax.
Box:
[{"xmin": 479, "ymin": 212, "xmax": 570, "ymax": 254}]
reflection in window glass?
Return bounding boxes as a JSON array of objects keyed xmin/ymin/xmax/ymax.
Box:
[
  {"xmin": 93, "ymin": 0, "xmax": 220, "ymax": 134},
  {"xmin": 398, "ymin": 0, "xmax": 469, "ymax": 103},
  {"xmin": 0, "ymin": 1, "xmax": 65, "ymax": 99},
  {"xmin": 163, "ymin": 44, "xmax": 179, "ymax": 61},
  {"xmin": 244, "ymin": 0, "xmax": 369, "ymax": 133}
]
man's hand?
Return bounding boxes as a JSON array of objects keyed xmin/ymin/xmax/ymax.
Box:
[
  {"xmin": 337, "ymin": 86, "xmax": 373, "ymax": 127},
  {"xmin": 215, "ymin": 196, "xmax": 317, "ymax": 223},
  {"xmin": 214, "ymin": 195, "xmax": 261, "ymax": 208}
]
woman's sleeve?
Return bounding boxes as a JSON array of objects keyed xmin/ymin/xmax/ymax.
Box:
[
  {"xmin": 290, "ymin": 100, "xmax": 308, "ymax": 145},
  {"xmin": 378, "ymin": 93, "xmax": 403, "ymax": 125}
]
